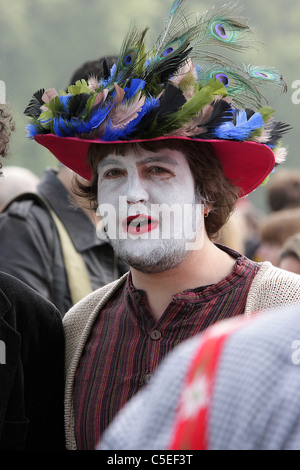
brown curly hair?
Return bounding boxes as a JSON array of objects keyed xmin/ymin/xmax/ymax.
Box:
[
  {"xmin": 0, "ymin": 104, "xmax": 15, "ymax": 171},
  {"xmin": 73, "ymin": 139, "xmax": 240, "ymax": 238}
]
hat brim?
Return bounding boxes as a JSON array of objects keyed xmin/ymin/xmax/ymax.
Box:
[{"xmin": 34, "ymin": 134, "xmax": 275, "ymax": 197}]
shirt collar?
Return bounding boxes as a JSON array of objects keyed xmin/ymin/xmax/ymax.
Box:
[{"xmin": 124, "ymin": 244, "xmax": 258, "ymax": 304}]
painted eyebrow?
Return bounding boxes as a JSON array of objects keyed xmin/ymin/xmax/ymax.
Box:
[
  {"xmin": 137, "ymin": 156, "xmax": 178, "ymax": 167},
  {"xmin": 98, "ymin": 155, "xmax": 178, "ymax": 171},
  {"xmin": 97, "ymin": 158, "xmax": 124, "ymax": 171}
]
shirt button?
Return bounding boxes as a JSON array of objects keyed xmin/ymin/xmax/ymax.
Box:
[
  {"xmin": 150, "ymin": 330, "xmax": 162, "ymax": 340},
  {"xmin": 144, "ymin": 373, "xmax": 152, "ymax": 384},
  {"xmin": 133, "ymin": 292, "xmax": 142, "ymax": 303}
]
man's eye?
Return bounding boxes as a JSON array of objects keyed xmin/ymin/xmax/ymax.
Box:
[
  {"xmin": 104, "ymin": 169, "xmax": 124, "ymax": 178},
  {"xmin": 148, "ymin": 166, "xmax": 171, "ymax": 175}
]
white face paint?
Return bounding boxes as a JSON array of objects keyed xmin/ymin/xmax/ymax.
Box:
[{"xmin": 97, "ymin": 146, "xmax": 205, "ymax": 273}]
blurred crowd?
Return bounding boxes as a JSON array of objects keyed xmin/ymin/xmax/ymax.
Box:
[{"xmin": 217, "ymin": 168, "xmax": 300, "ymax": 275}]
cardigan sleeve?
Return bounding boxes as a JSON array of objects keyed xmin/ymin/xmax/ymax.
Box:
[
  {"xmin": 63, "ymin": 274, "xmax": 128, "ymax": 372},
  {"xmin": 245, "ymin": 262, "xmax": 300, "ymax": 315}
]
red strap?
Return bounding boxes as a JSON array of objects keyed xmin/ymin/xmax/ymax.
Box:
[{"xmin": 169, "ymin": 316, "xmax": 248, "ymax": 450}]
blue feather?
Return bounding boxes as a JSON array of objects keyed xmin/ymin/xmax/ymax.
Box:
[
  {"xmin": 131, "ymin": 96, "xmax": 160, "ymax": 124},
  {"xmin": 59, "ymin": 94, "xmax": 71, "ymax": 110},
  {"xmin": 26, "ymin": 123, "xmax": 40, "ymax": 138},
  {"xmin": 53, "ymin": 101, "xmax": 115, "ymax": 137},
  {"xmin": 214, "ymin": 110, "xmax": 264, "ymax": 140},
  {"xmin": 80, "ymin": 102, "xmax": 115, "ymax": 131},
  {"xmin": 100, "ymin": 119, "xmax": 124, "ymax": 141},
  {"xmin": 123, "ymin": 79, "xmax": 146, "ymax": 100},
  {"xmin": 99, "ymin": 64, "xmax": 117, "ymax": 87},
  {"xmin": 53, "ymin": 116, "xmax": 73, "ymax": 137}
]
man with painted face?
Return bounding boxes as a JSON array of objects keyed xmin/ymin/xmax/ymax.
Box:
[
  {"xmin": 24, "ymin": 0, "xmax": 300, "ymax": 450},
  {"xmin": 89, "ymin": 139, "xmax": 238, "ymax": 322}
]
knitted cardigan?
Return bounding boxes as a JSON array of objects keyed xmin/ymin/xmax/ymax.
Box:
[{"xmin": 63, "ymin": 262, "xmax": 300, "ymax": 450}]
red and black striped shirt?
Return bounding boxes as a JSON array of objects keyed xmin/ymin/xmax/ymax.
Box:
[{"xmin": 73, "ymin": 246, "xmax": 260, "ymax": 449}]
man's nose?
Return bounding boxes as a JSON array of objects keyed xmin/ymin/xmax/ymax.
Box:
[{"xmin": 126, "ymin": 174, "xmax": 149, "ymax": 204}]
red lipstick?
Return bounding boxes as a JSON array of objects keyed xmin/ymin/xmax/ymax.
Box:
[{"xmin": 122, "ymin": 214, "xmax": 158, "ymax": 235}]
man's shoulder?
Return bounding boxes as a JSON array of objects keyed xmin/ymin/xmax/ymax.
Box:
[
  {"xmin": 254, "ymin": 262, "xmax": 300, "ymax": 287},
  {"xmin": 0, "ymin": 194, "xmax": 57, "ymax": 253},
  {"xmin": 0, "ymin": 271, "xmax": 62, "ymax": 325},
  {"xmin": 246, "ymin": 262, "xmax": 300, "ymax": 313},
  {"xmin": 1, "ymin": 192, "xmax": 51, "ymax": 222}
]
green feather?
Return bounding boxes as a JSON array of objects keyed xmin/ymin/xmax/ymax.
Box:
[
  {"xmin": 67, "ymin": 80, "xmax": 91, "ymax": 96},
  {"xmin": 134, "ymin": 42, "xmax": 147, "ymax": 77},
  {"xmin": 258, "ymin": 106, "xmax": 275, "ymax": 123},
  {"xmin": 84, "ymin": 94, "xmax": 98, "ymax": 117},
  {"xmin": 177, "ymin": 70, "xmax": 197, "ymax": 94},
  {"xmin": 155, "ymin": 78, "xmax": 227, "ymax": 135},
  {"xmin": 38, "ymin": 109, "xmax": 54, "ymax": 130},
  {"xmin": 43, "ymin": 96, "xmax": 63, "ymax": 114},
  {"xmin": 249, "ymin": 106, "xmax": 275, "ymax": 140},
  {"xmin": 260, "ymin": 175, "xmax": 270, "ymax": 186}
]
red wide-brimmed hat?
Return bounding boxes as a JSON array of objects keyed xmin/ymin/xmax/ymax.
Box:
[
  {"xmin": 25, "ymin": 0, "xmax": 290, "ymax": 196},
  {"xmin": 34, "ymin": 134, "xmax": 276, "ymax": 197}
]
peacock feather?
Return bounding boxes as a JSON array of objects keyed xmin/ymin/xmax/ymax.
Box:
[
  {"xmin": 24, "ymin": 0, "xmax": 290, "ymax": 165},
  {"xmin": 244, "ymin": 65, "xmax": 288, "ymax": 93},
  {"xmin": 100, "ymin": 24, "xmax": 148, "ymax": 92},
  {"xmin": 192, "ymin": 2, "xmax": 253, "ymax": 52},
  {"xmin": 143, "ymin": 1, "xmax": 254, "ymax": 87},
  {"xmin": 197, "ymin": 60, "xmax": 264, "ymax": 109}
]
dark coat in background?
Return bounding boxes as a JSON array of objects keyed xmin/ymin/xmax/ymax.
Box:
[
  {"xmin": 0, "ymin": 271, "xmax": 65, "ymax": 450},
  {"xmin": 0, "ymin": 168, "xmax": 128, "ymax": 317}
]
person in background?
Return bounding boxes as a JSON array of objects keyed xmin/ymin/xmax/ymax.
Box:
[
  {"xmin": 0, "ymin": 55, "xmax": 127, "ymax": 317},
  {"xmin": 255, "ymin": 207, "xmax": 300, "ymax": 266},
  {"xmin": 0, "ymin": 166, "xmax": 38, "ymax": 211},
  {"xmin": 97, "ymin": 302, "xmax": 300, "ymax": 450},
  {"xmin": 250, "ymin": 168, "xmax": 300, "ymax": 260},
  {"xmin": 278, "ymin": 232, "xmax": 300, "ymax": 275},
  {"xmin": 0, "ymin": 104, "xmax": 65, "ymax": 450},
  {"xmin": 234, "ymin": 198, "xmax": 266, "ymax": 260},
  {"xmin": 24, "ymin": 0, "xmax": 300, "ymax": 449},
  {"xmin": 266, "ymin": 168, "xmax": 300, "ymax": 212}
]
